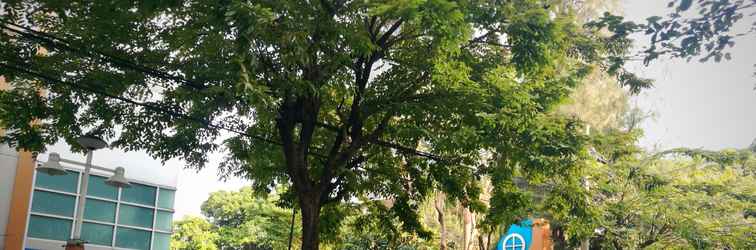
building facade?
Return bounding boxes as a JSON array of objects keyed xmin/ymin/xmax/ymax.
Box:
[
  {"xmin": 1, "ymin": 76, "xmax": 179, "ymax": 250},
  {"xmin": 1, "ymin": 147, "xmax": 178, "ymax": 250},
  {"xmin": 26, "ymin": 166, "xmax": 175, "ymax": 250},
  {"xmin": 0, "ymin": 147, "xmax": 178, "ymax": 250}
]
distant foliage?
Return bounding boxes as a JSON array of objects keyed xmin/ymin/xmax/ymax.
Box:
[
  {"xmin": 171, "ymin": 216, "xmax": 219, "ymax": 250},
  {"xmin": 586, "ymin": 130, "xmax": 756, "ymax": 249}
]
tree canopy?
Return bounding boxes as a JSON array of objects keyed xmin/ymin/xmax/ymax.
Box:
[{"xmin": 0, "ymin": 0, "xmax": 649, "ymax": 248}]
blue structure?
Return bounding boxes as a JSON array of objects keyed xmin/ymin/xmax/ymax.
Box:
[{"xmin": 496, "ymin": 219, "xmax": 533, "ymax": 250}]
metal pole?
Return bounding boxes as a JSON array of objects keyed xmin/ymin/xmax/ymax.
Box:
[
  {"xmin": 72, "ymin": 150, "xmax": 93, "ymax": 240},
  {"xmin": 288, "ymin": 208, "xmax": 296, "ymax": 250}
]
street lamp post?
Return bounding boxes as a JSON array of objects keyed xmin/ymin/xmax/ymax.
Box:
[
  {"xmin": 35, "ymin": 135, "xmax": 131, "ymax": 250},
  {"xmin": 67, "ymin": 136, "xmax": 108, "ymax": 250}
]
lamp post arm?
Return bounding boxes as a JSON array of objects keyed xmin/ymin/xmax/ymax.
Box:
[{"xmin": 59, "ymin": 158, "xmax": 115, "ymax": 173}]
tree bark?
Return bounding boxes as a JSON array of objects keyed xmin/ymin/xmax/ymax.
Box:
[
  {"xmin": 300, "ymin": 195, "xmax": 321, "ymax": 250},
  {"xmin": 435, "ymin": 192, "xmax": 447, "ymax": 250},
  {"xmin": 463, "ymin": 208, "xmax": 474, "ymax": 250}
]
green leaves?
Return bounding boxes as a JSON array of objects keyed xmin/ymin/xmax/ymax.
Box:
[
  {"xmin": 507, "ymin": 8, "xmax": 562, "ymax": 75},
  {"xmin": 171, "ymin": 216, "xmax": 220, "ymax": 250},
  {"xmin": 0, "ymin": 1, "xmax": 655, "ymax": 247},
  {"xmin": 678, "ymin": 0, "xmax": 695, "ymax": 12},
  {"xmin": 641, "ymin": 0, "xmax": 755, "ymax": 64},
  {"xmin": 586, "ymin": 130, "xmax": 756, "ymax": 249},
  {"xmin": 198, "ymin": 187, "xmax": 299, "ymax": 249}
]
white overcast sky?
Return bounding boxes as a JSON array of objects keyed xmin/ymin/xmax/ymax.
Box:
[
  {"xmin": 623, "ymin": 0, "xmax": 756, "ymax": 150},
  {"xmin": 47, "ymin": 0, "xmax": 756, "ymax": 219}
]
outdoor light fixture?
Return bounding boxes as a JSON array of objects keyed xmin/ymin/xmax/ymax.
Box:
[
  {"xmin": 66, "ymin": 135, "xmax": 127, "ymax": 250},
  {"xmin": 36, "ymin": 152, "xmax": 68, "ymax": 176},
  {"xmin": 76, "ymin": 135, "xmax": 108, "ymax": 150},
  {"xmin": 105, "ymin": 167, "xmax": 131, "ymax": 188}
]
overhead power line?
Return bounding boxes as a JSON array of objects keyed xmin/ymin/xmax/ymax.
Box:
[
  {"xmin": 0, "ymin": 61, "xmax": 303, "ymax": 155},
  {"xmin": 0, "ymin": 20, "xmax": 207, "ymax": 90}
]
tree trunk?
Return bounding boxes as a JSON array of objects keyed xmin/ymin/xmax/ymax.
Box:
[
  {"xmin": 552, "ymin": 225, "xmax": 566, "ymax": 250},
  {"xmin": 435, "ymin": 192, "xmax": 447, "ymax": 250},
  {"xmin": 300, "ymin": 195, "xmax": 321, "ymax": 250},
  {"xmin": 463, "ymin": 208, "xmax": 474, "ymax": 250}
]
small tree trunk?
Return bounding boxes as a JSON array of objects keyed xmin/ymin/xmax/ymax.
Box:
[
  {"xmin": 463, "ymin": 208, "xmax": 473, "ymax": 250},
  {"xmin": 435, "ymin": 192, "xmax": 447, "ymax": 250},
  {"xmin": 300, "ymin": 196, "xmax": 321, "ymax": 250}
]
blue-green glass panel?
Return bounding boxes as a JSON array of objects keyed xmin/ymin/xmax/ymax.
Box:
[
  {"xmin": 27, "ymin": 215, "xmax": 72, "ymax": 241},
  {"xmin": 31, "ymin": 190, "xmax": 76, "ymax": 217},
  {"xmin": 86, "ymin": 175, "xmax": 118, "ymax": 200},
  {"xmin": 121, "ymin": 183, "xmax": 156, "ymax": 206},
  {"xmin": 83, "ymin": 198, "xmax": 116, "ymax": 223},
  {"xmin": 118, "ymin": 204, "xmax": 154, "ymax": 228},
  {"xmin": 35, "ymin": 170, "xmax": 79, "ymax": 193},
  {"xmin": 155, "ymin": 211, "xmax": 172, "ymax": 232},
  {"xmin": 152, "ymin": 232, "xmax": 171, "ymax": 250},
  {"xmin": 115, "ymin": 227, "xmax": 151, "ymax": 250},
  {"xmin": 157, "ymin": 189, "xmax": 175, "ymax": 209},
  {"xmin": 81, "ymin": 222, "xmax": 113, "ymax": 246}
]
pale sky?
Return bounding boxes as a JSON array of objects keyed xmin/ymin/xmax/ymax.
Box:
[
  {"xmin": 46, "ymin": 1, "xmax": 756, "ymax": 219},
  {"xmin": 623, "ymin": 0, "xmax": 756, "ymax": 150}
]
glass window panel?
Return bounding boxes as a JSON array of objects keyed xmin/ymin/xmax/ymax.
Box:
[
  {"xmin": 31, "ymin": 190, "xmax": 76, "ymax": 217},
  {"xmin": 87, "ymin": 175, "xmax": 118, "ymax": 200},
  {"xmin": 121, "ymin": 183, "xmax": 156, "ymax": 206},
  {"xmin": 35, "ymin": 170, "xmax": 79, "ymax": 193},
  {"xmin": 157, "ymin": 189, "xmax": 175, "ymax": 209},
  {"xmin": 83, "ymin": 198, "xmax": 116, "ymax": 223},
  {"xmin": 152, "ymin": 232, "xmax": 171, "ymax": 250},
  {"xmin": 27, "ymin": 215, "xmax": 72, "ymax": 241},
  {"xmin": 118, "ymin": 204, "xmax": 154, "ymax": 228},
  {"xmin": 115, "ymin": 227, "xmax": 151, "ymax": 250},
  {"xmin": 81, "ymin": 222, "xmax": 113, "ymax": 246},
  {"xmin": 155, "ymin": 211, "xmax": 172, "ymax": 232}
]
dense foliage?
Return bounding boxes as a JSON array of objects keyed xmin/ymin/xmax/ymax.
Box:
[
  {"xmin": 172, "ymin": 187, "xmax": 299, "ymax": 250},
  {"xmin": 587, "ymin": 130, "xmax": 756, "ymax": 249},
  {"xmin": 0, "ymin": 1, "xmax": 648, "ymax": 248},
  {"xmin": 172, "ymin": 216, "xmax": 220, "ymax": 250}
]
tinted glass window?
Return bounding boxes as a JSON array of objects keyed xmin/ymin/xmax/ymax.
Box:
[
  {"xmin": 31, "ymin": 190, "xmax": 76, "ymax": 217},
  {"xmin": 86, "ymin": 175, "xmax": 118, "ymax": 200},
  {"xmin": 155, "ymin": 210, "xmax": 173, "ymax": 232},
  {"xmin": 152, "ymin": 232, "xmax": 171, "ymax": 250},
  {"xmin": 121, "ymin": 183, "xmax": 156, "ymax": 206},
  {"xmin": 27, "ymin": 215, "xmax": 72, "ymax": 241},
  {"xmin": 115, "ymin": 227, "xmax": 151, "ymax": 250},
  {"xmin": 81, "ymin": 222, "xmax": 113, "ymax": 246},
  {"xmin": 35, "ymin": 170, "xmax": 78, "ymax": 193},
  {"xmin": 157, "ymin": 189, "xmax": 175, "ymax": 209},
  {"xmin": 118, "ymin": 204, "xmax": 154, "ymax": 228},
  {"xmin": 83, "ymin": 198, "xmax": 116, "ymax": 223}
]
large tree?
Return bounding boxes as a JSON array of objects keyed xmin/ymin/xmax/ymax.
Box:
[{"xmin": 0, "ymin": 0, "xmax": 647, "ymax": 248}]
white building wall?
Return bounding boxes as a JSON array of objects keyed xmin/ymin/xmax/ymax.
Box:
[{"xmin": 0, "ymin": 145, "xmax": 19, "ymax": 250}]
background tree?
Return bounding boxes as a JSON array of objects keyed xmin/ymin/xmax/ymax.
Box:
[
  {"xmin": 199, "ymin": 187, "xmax": 300, "ymax": 250},
  {"xmin": 0, "ymin": 0, "xmax": 648, "ymax": 248},
  {"xmin": 171, "ymin": 216, "xmax": 220, "ymax": 250},
  {"xmin": 586, "ymin": 130, "xmax": 756, "ymax": 249}
]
